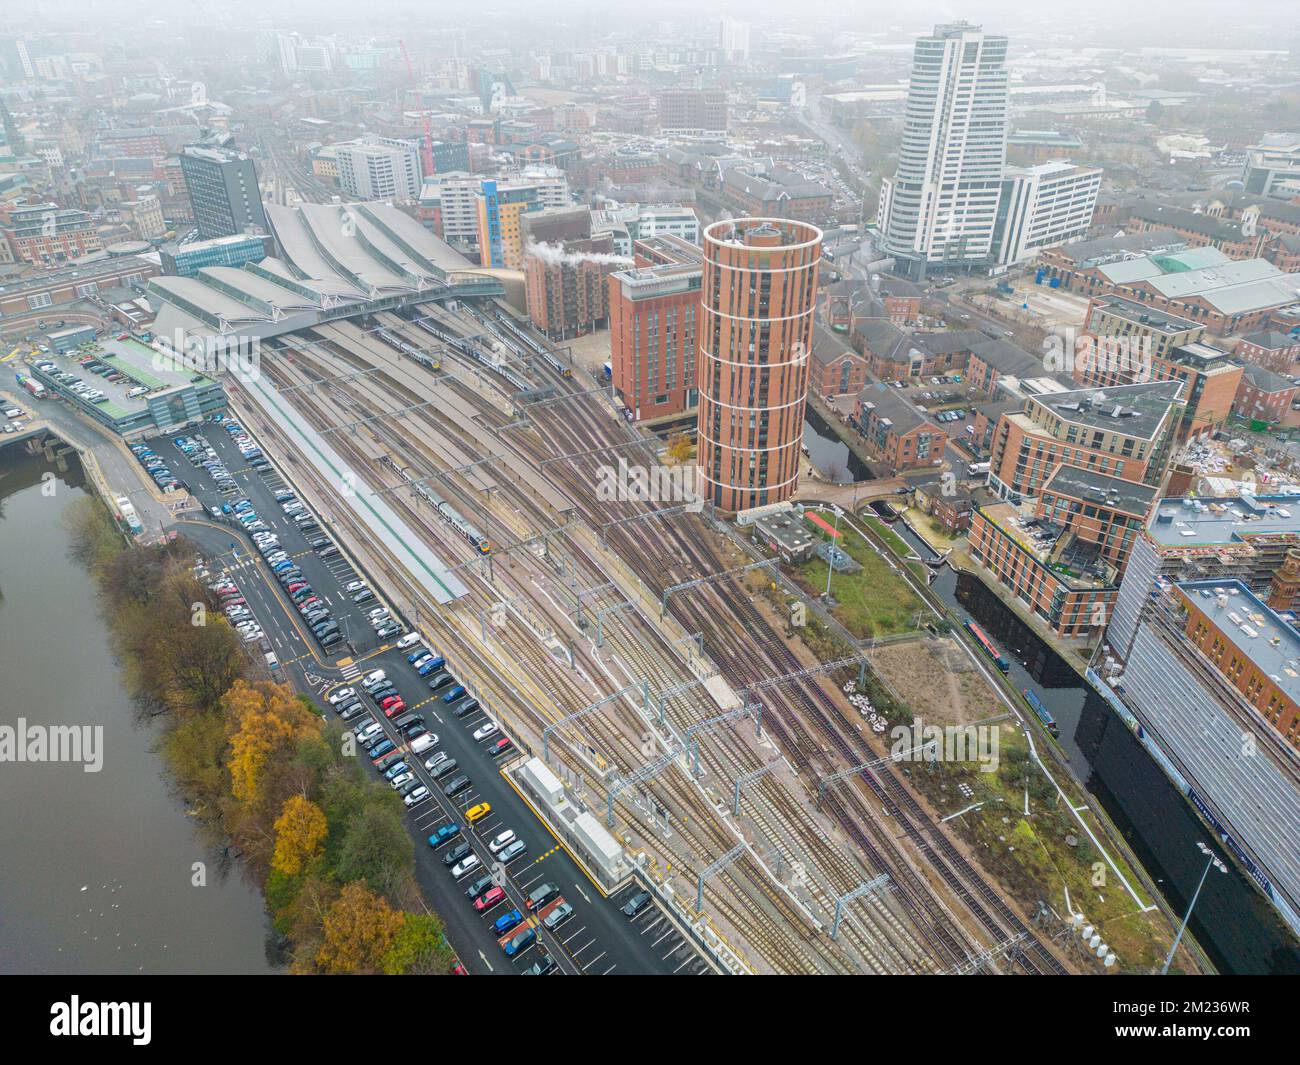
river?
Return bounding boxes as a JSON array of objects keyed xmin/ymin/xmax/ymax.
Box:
[
  {"xmin": 873, "ymin": 506, "xmax": 1300, "ymax": 974},
  {"xmin": 0, "ymin": 445, "xmax": 278, "ymax": 974}
]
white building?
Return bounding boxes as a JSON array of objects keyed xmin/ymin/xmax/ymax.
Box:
[
  {"xmin": 877, "ymin": 22, "xmax": 1010, "ymax": 280},
  {"xmin": 421, "ymin": 168, "xmax": 570, "ymax": 254},
  {"xmin": 719, "ymin": 18, "xmax": 751, "ymax": 61},
  {"xmin": 993, "ymin": 161, "xmax": 1102, "ymax": 267},
  {"xmin": 1242, "ymin": 134, "xmax": 1300, "ymax": 200},
  {"xmin": 335, "ymin": 135, "xmax": 422, "ymax": 201}
]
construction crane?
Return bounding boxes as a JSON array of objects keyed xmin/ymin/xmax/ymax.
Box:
[{"xmin": 399, "ymin": 39, "xmax": 436, "ymax": 176}]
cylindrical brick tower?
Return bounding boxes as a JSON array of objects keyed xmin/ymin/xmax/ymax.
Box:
[{"xmin": 696, "ymin": 217, "xmax": 822, "ymax": 513}]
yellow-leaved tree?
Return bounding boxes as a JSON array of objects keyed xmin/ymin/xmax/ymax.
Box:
[
  {"xmin": 271, "ymin": 795, "xmax": 328, "ymax": 877},
  {"xmin": 316, "ymin": 882, "xmax": 406, "ymax": 974}
]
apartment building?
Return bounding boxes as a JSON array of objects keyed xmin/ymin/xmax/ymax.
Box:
[
  {"xmin": 853, "ymin": 385, "xmax": 947, "ymax": 474},
  {"xmin": 608, "ymin": 239, "xmax": 702, "ymax": 421},
  {"xmin": 993, "ymin": 161, "xmax": 1102, "ymax": 267},
  {"xmin": 987, "ymin": 380, "xmax": 1183, "ymax": 501},
  {"xmin": 969, "ymin": 465, "xmax": 1157, "ymax": 637}
]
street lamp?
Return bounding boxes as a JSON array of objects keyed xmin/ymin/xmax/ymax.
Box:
[{"xmin": 1161, "ymin": 840, "xmax": 1227, "ymax": 975}]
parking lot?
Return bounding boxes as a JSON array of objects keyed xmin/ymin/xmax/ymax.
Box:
[{"xmin": 169, "ymin": 412, "xmax": 710, "ymax": 976}]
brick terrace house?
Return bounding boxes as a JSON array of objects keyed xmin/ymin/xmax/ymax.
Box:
[
  {"xmin": 809, "ymin": 324, "xmax": 869, "ymax": 400},
  {"xmin": 852, "ymin": 384, "xmax": 947, "ymax": 474},
  {"xmin": 1234, "ymin": 363, "xmax": 1300, "ymax": 427},
  {"xmin": 1235, "ymin": 330, "xmax": 1300, "ymax": 373},
  {"xmin": 852, "ymin": 320, "xmax": 985, "ymax": 381},
  {"xmin": 911, "ymin": 478, "xmax": 974, "ymax": 533},
  {"xmin": 1124, "ymin": 202, "xmax": 1266, "ymax": 260}
]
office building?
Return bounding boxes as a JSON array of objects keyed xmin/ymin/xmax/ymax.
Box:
[
  {"xmin": 993, "ymin": 162, "xmax": 1101, "ymax": 267},
  {"xmin": 0, "ymin": 203, "xmax": 102, "ymax": 264},
  {"xmin": 160, "ymin": 232, "xmax": 271, "ymax": 277},
  {"xmin": 696, "ymin": 217, "xmax": 821, "ymax": 513},
  {"xmin": 877, "ymin": 22, "xmax": 1010, "ymax": 279},
  {"xmin": 1242, "ymin": 134, "xmax": 1300, "ymax": 200},
  {"xmin": 658, "ymin": 89, "xmax": 728, "ymax": 139},
  {"xmin": 179, "ymin": 144, "xmax": 267, "ymax": 240},
  {"xmin": 335, "ymin": 136, "xmax": 422, "ymax": 201}
]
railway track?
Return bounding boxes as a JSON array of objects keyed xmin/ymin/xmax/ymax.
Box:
[{"xmin": 253, "ymin": 299, "xmax": 1067, "ymax": 974}]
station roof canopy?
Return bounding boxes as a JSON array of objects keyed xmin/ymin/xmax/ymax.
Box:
[{"xmin": 146, "ymin": 201, "xmax": 500, "ymax": 343}]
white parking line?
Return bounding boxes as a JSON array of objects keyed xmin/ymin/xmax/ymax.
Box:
[{"xmin": 580, "ymin": 951, "xmax": 607, "ymax": 972}]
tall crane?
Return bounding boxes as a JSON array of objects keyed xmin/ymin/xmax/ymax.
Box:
[{"xmin": 399, "ymin": 39, "xmax": 436, "ymax": 176}]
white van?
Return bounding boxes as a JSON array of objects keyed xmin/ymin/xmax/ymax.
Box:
[
  {"xmin": 127, "ymin": 386, "xmax": 147, "ymax": 398},
  {"xmin": 264, "ymin": 652, "xmax": 280, "ymax": 671},
  {"xmin": 409, "ymin": 733, "xmax": 438, "ymax": 754},
  {"xmin": 361, "ymin": 669, "xmax": 387, "ymax": 690}
]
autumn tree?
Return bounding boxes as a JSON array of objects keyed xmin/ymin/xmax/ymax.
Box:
[
  {"xmin": 382, "ymin": 913, "xmax": 455, "ymax": 975},
  {"xmin": 665, "ymin": 432, "xmax": 694, "ymax": 465},
  {"xmin": 271, "ymin": 795, "xmax": 328, "ymax": 877},
  {"xmin": 315, "ymin": 882, "xmax": 406, "ymax": 974}
]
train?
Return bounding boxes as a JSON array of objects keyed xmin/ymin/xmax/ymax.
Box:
[
  {"xmin": 963, "ymin": 619, "xmax": 1011, "ymax": 674},
  {"xmin": 1022, "ymin": 688, "xmax": 1059, "ymax": 737},
  {"xmin": 380, "ymin": 455, "xmax": 490, "ymax": 555},
  {"xmin": 402, "ymin": 310, "xmax": 530, "ymax": 393},
  {"xmin": 486, "ymin": 308, "xmax": 572, "ymax": 378},
  {"xmin": 374, "ymin": 326, "xmax": 438, "ymax": 370}
]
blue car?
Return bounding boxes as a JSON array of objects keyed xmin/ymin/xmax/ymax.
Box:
[
  {"xmin": 417, "ymin": 660, "xmax": 442, "ymax": 677},
  {"xmin": 493, "ymin": 909, "xmax": 524, "ymax": 937},
  {"xmin": 427, "ymin": 823, "xmax": 461, "ymax": 849},
  {"xmin": 502, "ymin": 927, "xmax": 535, "ymax": 957},
  {"xmin": 442, "ymin": 685, "xmax": 466, "ymax": 703},
  {"xmin": 383, "ymin": 761, "xmax": 410, "ymax": 781},
  {"xmin": 407, "ymin": 650, "xmax": 430, "ymax": 664},
  {"xmin": 368, "ymin": 739, "xmax": 395, "ymax": 760}
]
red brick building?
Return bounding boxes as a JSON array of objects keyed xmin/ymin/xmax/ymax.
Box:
[
  {"xmin": 968, "ymin": 466, "xmax": 1157, "ymax": 638},
  {"xmin": 608, "ymin": 254, "xmax": 702, "ymax": 421},
  {"xmin": 1235, "ymin": 330, "xmax": 1300, "ymax": 372},
  {"xmin": 1234, "ymin": 363, "xmax": 1300, "ymax": 426},
  {"xmin": 697, "ymin": 218, "xmax": 821, "ymax": 512},
  {"xmin": 809, "ymin": 324, "xmax": 869, "ymax": 399},
  {"xmin": 852, "ymin": 385, "xmax": 947, "ymax": 474}
]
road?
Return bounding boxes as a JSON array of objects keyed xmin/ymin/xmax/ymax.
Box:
[{"xmin": 167, "ymin": 416, "xmax": 710, "ymax": 976}]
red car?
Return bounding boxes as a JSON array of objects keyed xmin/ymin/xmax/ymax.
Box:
[
  {"xmin": 451, "ymin": 962, "xmax": 468, "ymax": 975},
  {"xmin": 473, "ymin": 886, "xmax": 505, "ymax": 912},
  {"xmin": 286, "ymin": 582, "xmax": 307, "ymax": 594},
  {"xmin": 488, "ymin": 737, "xmax": 514, "ymax": 758},
  {"xmin": 383, "ymin": 700, "xmax": 408, "ymax": 718},
  {"xmin": 381, "ymin": 694, "xmax": 404, "ymax": 710}
]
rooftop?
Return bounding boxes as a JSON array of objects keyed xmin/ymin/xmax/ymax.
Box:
[
  {"xmin": 1042, "ymin": 463, "xmax": 1158, "ymax": 517},
  {"xmin": 1176, "ymin": 578, "xmax": 1300, "ymax": 708},
  {"xmin": 978, "ymin": 499, "xmax": 1118, "ymax": 589},
  {"xmin": 1031, "ymin": 379, "xmax": 1183, "ymax": 439},
  {"xmin": 1090, "ymin": 294, "xmax": 1200, "ymax": 334},
  {"xmin": 1147, "ymin": 494, "xmax": 1300, "ymax": 547}
]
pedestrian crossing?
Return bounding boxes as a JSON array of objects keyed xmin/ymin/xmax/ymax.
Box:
[{"xmin": 339, "ymin": 661, "xmax": 362, "ymax": 681}]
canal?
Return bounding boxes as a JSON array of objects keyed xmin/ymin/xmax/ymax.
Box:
[
  {"xmin": 804, "ymin": 407, "xmax": 873, "ymax": 483},
  {"xmin": 872, "ymin": 506, "xmax": 1300, "ymax": 973},
  {"xmin": 0, "ymin": 445, "xmax": 278, "ymax": 974}
]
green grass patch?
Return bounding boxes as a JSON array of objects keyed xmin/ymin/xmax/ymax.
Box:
[{"xmin": 790, "ymin": 527, "xmax": 924, "ymax": 638}]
